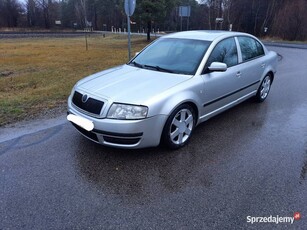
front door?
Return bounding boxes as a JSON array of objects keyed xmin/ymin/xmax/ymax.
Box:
[{"xmin": 200, "ymin": 37, "xmax": 241, "ymax": 120}]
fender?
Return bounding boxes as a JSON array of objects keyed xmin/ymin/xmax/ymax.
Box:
[
  {"xmin": 145, "ymin": 76, "xmax": 204, "ymax": 122},
  {"xmin": 259, "ymin": 51, "xmax": 278, "ymax": 84}
]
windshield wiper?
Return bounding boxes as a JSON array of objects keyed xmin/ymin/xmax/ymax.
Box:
[
  {"xmin": 143, "ymin": 64, "xmax": 174, "ymax": 73},
  {"xmin": 130, "ymin": 61, "xmax": 144, "ymax": 68}
]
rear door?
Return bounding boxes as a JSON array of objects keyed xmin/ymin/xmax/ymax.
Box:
[{"xmin": 235, "ymin": 36, "xmax": 267, "ymax": 94}]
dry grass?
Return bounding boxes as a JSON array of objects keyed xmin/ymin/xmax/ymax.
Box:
[{"xmin": 0, "ymin": 34, "xmax": 151, "ymax": 126}]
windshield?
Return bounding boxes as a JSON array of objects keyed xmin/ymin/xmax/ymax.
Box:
[{"xmin": 129, "ymin": 38, "xmax": 211, "ymax": 75}]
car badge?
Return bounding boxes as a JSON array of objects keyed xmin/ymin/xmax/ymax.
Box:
[{"xmin": 82, "ymin": 94, "xmax": 89, "ymax": 103}]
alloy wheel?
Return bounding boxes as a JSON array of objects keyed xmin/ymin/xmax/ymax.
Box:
[{"xmin": 169, "ymin": 109, "xmax": 194, "ymax": 145}]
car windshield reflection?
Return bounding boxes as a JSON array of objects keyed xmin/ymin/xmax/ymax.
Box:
[{"xmin": 129, "ymin": 38, "xmax": 211, "ymax": 75}]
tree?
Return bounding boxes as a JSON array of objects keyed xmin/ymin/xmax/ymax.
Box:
[
  {"xmin": 26, "ymin": 0, "xmax": 37, "ymax": 27},
  {"xmin": 134, "ymin": 0, "xmax": 178, "ymax": 41},
  {"xmin": 0, "ymin": 0, "xmax": 306, "ymax": 41},
  {"xmin": 24, "ymin": 0, "xmax": 60, "ymax": 29},
  {"xmin": 0, "ymin": 0, "xmax": 23, "ymax": 27},
  {"xmin": 271, "ymin": 0, "xmax": 307, "ymax": 41}
]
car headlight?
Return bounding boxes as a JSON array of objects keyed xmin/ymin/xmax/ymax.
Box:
[{"xmin": 107, "ymin": 103, "xmax": 148, "ymax": 120}]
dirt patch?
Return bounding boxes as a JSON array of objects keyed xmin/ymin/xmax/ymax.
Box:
[
  {"xmin": 0, "ymin": 71, "xmax": 14, "ymax": 77},
  {"xmin": 1, "ymin": 102, "xmax": 67, "ymax": 128}
]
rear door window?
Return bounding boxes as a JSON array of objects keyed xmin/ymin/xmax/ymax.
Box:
[{"xmin": 238, "ymin": 36, "xmax": 264, "ymax": 61}]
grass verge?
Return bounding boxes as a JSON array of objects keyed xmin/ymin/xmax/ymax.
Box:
[{"xmin": 0, "ymin": 34, "xmax": 151, "ymax": 126}]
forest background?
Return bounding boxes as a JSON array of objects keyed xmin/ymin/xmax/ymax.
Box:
[{"xmin": 0, "ymin": 0, "xmax": 306, "ymax": 41}]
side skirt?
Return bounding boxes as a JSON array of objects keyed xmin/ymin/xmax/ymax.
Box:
[{"xmin": 198, "ymin": 90, "xmax": 257, "ymax": 123}]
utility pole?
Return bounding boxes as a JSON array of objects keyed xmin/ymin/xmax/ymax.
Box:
[
  {"xmin": 124, "ymin": 0, "xmax": 136, "ymax": 61},
  {"xmin": 83, "ymin": 0, "xmax": 88, "ymax": 51}
]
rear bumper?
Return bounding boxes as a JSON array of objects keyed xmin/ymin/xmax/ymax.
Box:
[{"xmin": 67, "ymin": 106, "xmax": 168, "ymax": 149}]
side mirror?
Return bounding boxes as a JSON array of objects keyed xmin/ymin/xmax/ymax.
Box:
[{"xmin": 208, "ymin": 62, "xmax": 227, "ymax": 72}]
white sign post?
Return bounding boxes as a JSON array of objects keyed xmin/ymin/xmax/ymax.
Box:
[{"xmin": 124, "ymin": 0, "xmax": 136, "ymax": 61}]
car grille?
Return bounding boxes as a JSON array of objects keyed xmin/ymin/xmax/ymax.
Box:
[{"xmin": 72, "ymin": 91, "xmax": 104, "ymax": 116}]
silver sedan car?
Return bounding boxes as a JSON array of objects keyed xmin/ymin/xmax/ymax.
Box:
[{"xmin": 67, "ymin": 31, "xmax": 278, "ymax": 149}]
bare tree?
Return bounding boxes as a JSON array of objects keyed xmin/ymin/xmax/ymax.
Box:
[
  {"xmin": 26, "ymin": 0, "xmax": 37, "ymax": 27},
  {"xmin": 260, "ymin": 0, "xmax": 276, "ymax": 36},
  {"xmin": 0, "ymin": 0, "xmax": 23, "ymax": 27},
  {"xmin": 272, "ymin": 0, "xmax": 307, "ymax": 40},
  {"xmin": 0, "ymin": 0, "xmax": 306, "ymax": 40},
  {"xmin": 223, "ymin": 0, "xmax": 232, "ymax": 30}
]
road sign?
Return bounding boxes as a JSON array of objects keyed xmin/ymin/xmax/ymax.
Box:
[
  {"xmin": 179, "ymin": 6, "xmax": 191, "ymax": 17},
  {"xmin": 179, "ymin": 6, "xmax": 191, "ymax": 31},
  {"xmin": 125, "ymin": 0, "xmax": 136, "ymax": 17}
]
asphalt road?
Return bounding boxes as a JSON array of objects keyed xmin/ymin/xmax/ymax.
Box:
[
  {"xmin": 0, "ymin": 31, "xmax": 98, "ymax": 39},
  {"xmin": 1, "ymin": 46, "xmax": 307, "ymax": 229}
]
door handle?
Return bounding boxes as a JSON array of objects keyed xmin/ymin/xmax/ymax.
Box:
[{"xmin": 236, "ymin": 72, "xmax": 241, "ymax": 78}]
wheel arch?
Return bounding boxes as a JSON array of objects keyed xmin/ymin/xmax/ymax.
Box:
[
  {"xmin": 181, "ymin": 101, "xmax": 199, "ymax": 125},
  {"xmin": 267, "ymin": 71, "xmax": 274, "ymax": 83},
  {"xmin": 158, "ymin": 92, "xmax": 201, "ymax": 126},
  {"xmin": 160, "ymin": 100, "xmax": 199, "ymax": 149}
]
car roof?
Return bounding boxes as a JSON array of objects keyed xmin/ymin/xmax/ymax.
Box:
[{"xmin": 163, "ymin": 30, "xmax": 250, "ymax": 41}]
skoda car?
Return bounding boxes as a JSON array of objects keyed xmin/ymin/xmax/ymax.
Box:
[{"xmin": 67, "ymin": 31, "xmax": 278, "ymax": 149}]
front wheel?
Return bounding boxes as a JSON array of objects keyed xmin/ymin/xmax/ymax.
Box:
[
  {"xmin": 255, "ymin": 74, "xmax": 272, "ymax": 102},
  {"xmin": 162, "ymin": 104, "xmax": 196, "ymax": 149}
]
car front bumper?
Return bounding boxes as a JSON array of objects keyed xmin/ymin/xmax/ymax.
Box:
[{"xmin": 67, "ymin": 106, "xmax": 168, "ymax": 149}]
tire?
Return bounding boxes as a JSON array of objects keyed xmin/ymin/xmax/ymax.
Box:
[
  {"xmin": 162, "ymin": 104, "xmax": 196, "ymax": 149},
  {"xmin": 255, "ymin": 74, "xmax": 272, "ymax": 102}
]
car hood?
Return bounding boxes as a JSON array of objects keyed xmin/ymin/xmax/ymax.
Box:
[{"xmin": 76, "ymin": 64, "xmax": 192, "ymax": 105}]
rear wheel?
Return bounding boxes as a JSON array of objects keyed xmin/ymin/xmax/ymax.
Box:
[
  {"xmin": 162, "ymin": 104, "xmax": 195, "ymax": 149},
  {"xmin": 255, "ymin": 74, "xmax": 272, "ymax": 102}
]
